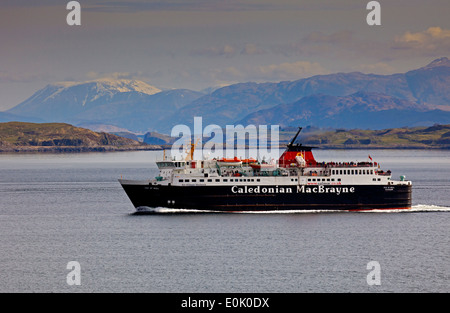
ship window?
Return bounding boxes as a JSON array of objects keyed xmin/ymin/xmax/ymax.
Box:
[
  {"xmin": 340, "ymin": 170, "xmax": 343, "ymax": 175},
  {"xmin": 223, "ymin": 179, "xmax": 228, "ymax": 182},
  {"xmin": 351, "ymin": 170, "xmax": 354, "ymax": 175},
  {"xmin": 208, "ymin": 179, "xmax": 212, "ymax": 182},
  {"xmin": 215, "ymin": 179, "xmax": 220, "ymax": 182},
  {"xmin": 179, "ymin": 179, "xmax": 183, "ymax": 182},
  {"xmin": 192, "ymin": 179, "xmax": 196, "ymax": 182},
  {"xmin": 257, "ymin": 179, "xmax": 260, "ymax": 182},
  {"xmin": 327, "ymin": 179, "xmax": 330, "ymax": 182},
  {"xmin": 363, "ymin": 170, "xmax": 366, "ymax": 175},
  {"xmin": 200, "ymin": 179, "xmax": 204, "ymax": 182},
  {"xmin": 343, "ymin": 170, "xmax": 346, "ymax": 175},
  {"xmin": 185, "ymin": 179, "xmax": 189, "ymax": 182},
  {"xmin": 331, "ymin": 179, "xmax": 335, "ymax": 182},
  {"xmin": 359, "ymin": 170, "xmax": 362, "ymax": 175},
  {"xmin": 312, "ymin": 179, "xmax": 316, "ymax": 182},
  {"xmin": 378, "ymin": 178, "xmax": 381, "ymax": 181},
  {"xmin": 337, "ymin": 178, "xmax": 341, "ymax": 182},
  {"xmin": 373, "ymin": 178, "xmax": 376, "ymax": 181}
]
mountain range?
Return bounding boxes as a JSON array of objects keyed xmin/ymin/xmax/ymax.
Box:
[{"xmin": 2, "ymin": 57, "xmax": 450, "ymax": 134}]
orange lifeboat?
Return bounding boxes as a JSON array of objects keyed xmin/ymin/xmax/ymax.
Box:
[
  {"xmin": 217, "ymin": 157, "xmax": 242, "ymax": 167},
  {"xmin": 241, "ymin": 158, "xmax": 257, "ymax": 164}
]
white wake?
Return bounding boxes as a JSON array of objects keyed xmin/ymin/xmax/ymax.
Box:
[{"xmin": 133, "ymin": 204, "xmax": 450, "ymax": 214}]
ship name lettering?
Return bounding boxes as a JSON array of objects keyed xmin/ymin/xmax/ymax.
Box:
[
  {"xmin": 231, "ymin": 185, "xmax": 292, "ymax": 194},
  {"xmin": 297, "ymin": 185, "xmax": 355, "ymax": 195}
]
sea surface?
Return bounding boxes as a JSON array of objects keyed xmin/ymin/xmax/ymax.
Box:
[{"xmin": 0, "ymin": 149, "xmax": 449, "ymax": 293}]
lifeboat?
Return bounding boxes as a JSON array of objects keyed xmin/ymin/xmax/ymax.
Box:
[
  {"xmin": 217, "ymin": 157, "xmax": 243, "ymax": 167},
  {"xmin": 250, "ymin": 163, "xmax": 277, "ymax": 170},
  {"xmin": 241, "ymin": 158, "xmax": 257, "ymax": 165},
  {"xmin": 250, "ymin": 159, "xmax": 277, "ymax": 171}
]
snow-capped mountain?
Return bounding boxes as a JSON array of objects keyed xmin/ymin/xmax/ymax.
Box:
[
  {"xmin": 6, "ymin": 79, "xmax": 202, "ymax": 132},
  {"xmin": 8, "ymin": 79, "xmax": 162, "ymax": 120}
]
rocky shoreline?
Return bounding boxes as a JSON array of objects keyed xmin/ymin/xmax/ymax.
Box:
[
  {"xmin": 0, "ymin": 144, "xmax": 161, "ymax": 153},
  {"xmin": 0, "ymin": 122, "xmax": 161, "ymax": 153}
]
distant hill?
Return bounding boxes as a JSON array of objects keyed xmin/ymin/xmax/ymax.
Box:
[
  {"xmin": 0, "ymin": 122, "xmax": 158, "ymax": 152},
  {"xmin": 0, "ymin": 111, "xmax": 45, "ymax": 123},
  {"xmin": 137, "ymin": 124, "xmax": 450, "ymax": 150},
  {"xmin": 405, "ymin": 57, "xmax": 450, "ymax": 107},
  {"xmin": 238, "ymin": 91, "xmax": 450, "ymax": 129},
  {"xmin": 143, "ymin": 131, "xmax": 175, "ymax": 145},
  {"xmin": 157, "ymin": 57, "xmax": 450, "ymax": 132},
  {"xmin": 295, "ymin": 124, "xmax": 450, "ymax": 149},
  {"xmin": 2, "ymin": 57, "xmax": 450, "ymax": 133}
]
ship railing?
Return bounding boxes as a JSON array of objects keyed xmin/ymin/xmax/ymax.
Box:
[{"xmin": 308, "ymin": 162, "xmax": 377, "ymax": 168}]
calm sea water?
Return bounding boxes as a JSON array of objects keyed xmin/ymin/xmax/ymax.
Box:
[{"xmin": 0, "ymin": 150, "xmax": 448, "ymax": 293}]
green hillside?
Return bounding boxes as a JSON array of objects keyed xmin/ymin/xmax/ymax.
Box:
[
  {"xmin": 290, "ymin": 124, "xmax": 450, "ymax": 149},
  {"xmin": 0, "ymin": 122, "xmax": 156, "ymax": 152}
]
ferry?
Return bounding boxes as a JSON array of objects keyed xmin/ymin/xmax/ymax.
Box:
[{"xmin": 119, "ymin": 128, "xmax": 412, "ymax": 212}]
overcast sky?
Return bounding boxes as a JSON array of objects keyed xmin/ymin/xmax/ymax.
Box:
[{"xmin": 0, "ymin": 0, "xmax": 449, "ymax": 110}]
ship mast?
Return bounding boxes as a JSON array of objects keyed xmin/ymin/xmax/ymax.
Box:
[
  {"xmin": 288, "ymin": 127, "xmax": 302, "ymax": 148},
  {"xmin": 185, "ymin": 138, "xmax": 200, "ymax": 161}
]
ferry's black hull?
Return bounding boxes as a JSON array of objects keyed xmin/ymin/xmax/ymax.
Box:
[{"xmin": 120, "ymin": 182, "xmax": 412, "ymax": 212}]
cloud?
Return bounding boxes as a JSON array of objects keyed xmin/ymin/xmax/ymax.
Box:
[
  {"xmin": 272, "ymin": 27, "xmax": 450, "ymax": 62},
  {"xmin": 271, "ymin": 30, "xmax": 354, "ymax": 57},
  {"xmin": 84, "ymin": 0, "xmax": 301, "ymax": 13},
  {"xmin": 255, "ymin": 61, "xmax": 327, "ymax": 80},
  {"xmin": 190, "ymin": 45, "xmax": 237, "ymax": 58},
  {"xmin": 85, "ymin": 71, "xmax": 146, "ymax": 80},
  {"xmin": 240, "ymin": 43, "xmax": 266, "ymax": 56},
  {"xmin": 303, "ymin": 30, "xmax": 353, "ymax": 44},
  {"xmin": 0, "ymin": 71, "xmax": 43, "ymax": 83},
  {"xmin": 395, "ymin": 27, "xmax": 450, "ymax": 44},
  {"xmin": 1, "ymin": 0, "xmax": 371, "ymax": 13},
  {"xmin": 191, "ymin": 43, "xmax": 267, "ymax": 58},
  {"xmin": 392, "ymin": 27, "xmax": 450, "ymax": 55},
  {"xmin": 208, "ymin": 61, "xmax": 328, "ymax": 83}
]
